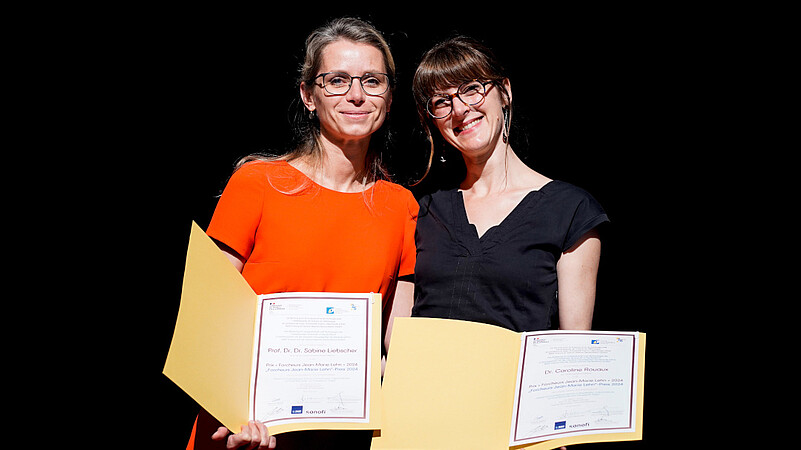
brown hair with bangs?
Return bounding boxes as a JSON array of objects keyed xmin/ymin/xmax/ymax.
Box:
[{"xmin": 411, "ymin": 36, "xmax": 512, "ymax": 185}]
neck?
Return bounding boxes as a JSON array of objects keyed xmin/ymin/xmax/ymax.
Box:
[
  {"xmin": 460, "ymin": 144, "xmax": 519, "ymax": 195},
  {"xmin": 308, "ymin": 131, "xmax": 372, "ymax": 192}
]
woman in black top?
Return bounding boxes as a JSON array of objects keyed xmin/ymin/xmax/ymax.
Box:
[{"xmin": 407, "ymin": 37, "xmax": 609, "ymax": 333}]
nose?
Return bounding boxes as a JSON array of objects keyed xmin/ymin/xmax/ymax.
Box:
[
  {"xmin": 345, "ymin": 81, "xmax": 366, "ymax": 105},
  {"xmin": 452, "ymin": 96, "xmax": 471, "ymax": 117}
]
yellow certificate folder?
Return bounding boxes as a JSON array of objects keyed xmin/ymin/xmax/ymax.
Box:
[
  {"xmin": 373, "ymin": 318, "xmax": 645, "ymax": 450},
  {"xmin": 162, "ymin": 222, "xmax": 382, "ymax": 435}
]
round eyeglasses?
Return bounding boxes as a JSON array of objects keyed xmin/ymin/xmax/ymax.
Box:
[
  {"xmin": 426, "ymin": 80, "xmax": 493, "ymax": 119},
  {"xmin": 314, "ymin": 72, "xmax": 391, "ymax": 96}
]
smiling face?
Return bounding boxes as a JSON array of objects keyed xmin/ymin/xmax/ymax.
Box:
[
  {"xmin": 430, "ymin": 78, "xmax": 511, "ymax": 159},
  {"xmin": 300, "ymin": 40, "xmax": 392, "ymax": 148}
]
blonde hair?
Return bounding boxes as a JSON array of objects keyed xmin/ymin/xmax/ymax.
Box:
[{"xmin": 237, "ymin": 17, "xmax": 396, "ymax": 194}]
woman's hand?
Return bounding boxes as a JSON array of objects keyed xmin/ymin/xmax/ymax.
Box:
[{"xmin": 211, "ymin": 421, "xmax": 276, "ymax": 449}]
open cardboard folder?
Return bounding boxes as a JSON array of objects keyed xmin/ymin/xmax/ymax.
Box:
[
  {"xmin": 164, "ymin": 221, "xmax": 644, "ymax": 448},
  {"xmin": 162, "ymin": 222, "xmax": 382, "ymax": 435},
  {"xmin": 373, "ymin": 318, "xmax": 645, "ymax": 449}
]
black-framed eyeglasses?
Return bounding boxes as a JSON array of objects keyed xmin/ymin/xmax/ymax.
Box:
[
  {"xmin": 314, "ymin": 72, "xmax": 391, "ymax": 96},
  {"xmin": 426, "ymin": 79, "xmax": 493, "ymax": 119}
]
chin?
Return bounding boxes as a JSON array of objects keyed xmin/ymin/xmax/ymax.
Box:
[
  {"xmin": 344, "ymin": 121, "xmax": 384, "ymax": 136},
  {"xmin": 345, "ymin": 126, "xmax": 379, "ymax": 139},
  {"xmin": 451, "ymin": 135, "xmax": 493, "ymax": 154},
  {"xmin": 329, "ymin": 126, "xmax": 378, "ymax": 143}
]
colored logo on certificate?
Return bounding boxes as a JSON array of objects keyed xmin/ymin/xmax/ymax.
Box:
[
  {"xmin": 591, "ymin": 340, "xmax": 600, "ymax": 344},
  {"xmin": 291, "ymin": 406, "xmax": 303, "ymax": 414},
  {"xmin": 326, "ymin": 307, "xmax": 335, "ymax": 314},
  {"xmin": 555, "ymin": 421, "xmax": 566, "ymax": 430}
]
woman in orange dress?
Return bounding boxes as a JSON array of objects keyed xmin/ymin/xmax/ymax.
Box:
[{"xmin": 186, "ymin": 17, "xmax": 416, "ymax": 450}]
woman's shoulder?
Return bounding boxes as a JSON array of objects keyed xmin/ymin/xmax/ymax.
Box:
[
  {"xmin": 540, "ymin": 180, "xmax": 599, "ymax": 203},
  {"xmin": 418, "ymin": 187, "xmax": 458, "ymax": 202},
  {"xmin": 377, "ymin": 179, "xmax": 414, "ymax": 197},
  {"xmin": 234, "ymin": 159, "xmax": 292, "ymax": 176},
  {"xmin": 234, "ymin": 159, "xmax": 306, "ymax": 183},
  {"xmin": 222, "ymin": 159, "xmax": 318, "ymax": 198},
  {"xmin": 416, "ymin": 188, "xmax": 458, "ymax": 215},
  {"xmin": 539, "ymin": 180, "xmax": 608, "ymax": 225},
  {"xmin": 375, "ymin": 180, "xmax": 420, "ymax": 214}
]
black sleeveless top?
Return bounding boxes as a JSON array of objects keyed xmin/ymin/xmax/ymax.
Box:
[{"xmin": 411, "ymin": 181, "xmax": 609, "ymax": 332}]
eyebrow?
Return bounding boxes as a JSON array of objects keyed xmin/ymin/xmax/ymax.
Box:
[
  {"xmin": 325, "ymin": 69, "xmax": 387, "ymax": 75},
  {"xmin": 431, "ymin": 85, "xmax": 460, "ymax": 96}
]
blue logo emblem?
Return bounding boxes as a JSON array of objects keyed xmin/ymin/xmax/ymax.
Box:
[
  {"xmin": 591, "ymin": 340, "xmax": 600, "ymax": 344},
  {"xmin": 291, "ymin": 406, "xmax": 303, "ymax": 414},
  {"xmin": 555, "ymin": 421, "xmax": 566, "ymax": 430},
  {"xmin": 326, "ymin": 307, "xmax": 335, "ymax": 314}
]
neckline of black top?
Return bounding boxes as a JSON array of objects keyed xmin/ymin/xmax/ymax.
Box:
[{"xmin": 452, "ymin": 180, "xmax": 560, "ymax": 247}]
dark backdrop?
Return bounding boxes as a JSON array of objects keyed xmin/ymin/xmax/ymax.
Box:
[{"xmin": 96, "ymin": 7, "xmax": 716, "ymax": 449}]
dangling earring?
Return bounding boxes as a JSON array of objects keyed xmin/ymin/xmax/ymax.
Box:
[{"xmin": 502, "ymin": 107, "xmax": 510, "ymax": 144}]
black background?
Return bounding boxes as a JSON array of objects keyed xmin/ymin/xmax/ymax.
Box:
[{"xmin": 73, "ymin": 6, "xmax": 737, "ymax": 448}]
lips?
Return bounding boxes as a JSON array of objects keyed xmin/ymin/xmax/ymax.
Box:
[
  {"xmin": 454, "ymin": 116, "xmax": 483, "ymax": 135},
  {"xmin": 340, "ymin": 111, "xmax": 372, "ymax": 119}
]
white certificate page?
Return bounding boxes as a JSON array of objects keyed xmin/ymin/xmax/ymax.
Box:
[
  {"xmin": 510, "ymin": 331, "xmax": 639, "ymax": 446},
  {"xmin": 250, "ymin": 293, "xmax": 373, "ymax": 426}
]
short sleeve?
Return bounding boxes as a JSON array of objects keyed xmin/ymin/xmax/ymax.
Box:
[
  {"xmin": 206, "ymin": 162, "xmax": 267, "ymax": 260},
  {"xmin": 562, "ymin": 188, "xmax": 609, "ymax": 252},
  {"xmin": 398, "ymin": 190, "xmax": 419, "ymax": 277}
]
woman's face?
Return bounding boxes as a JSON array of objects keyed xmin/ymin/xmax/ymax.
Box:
[
  {"xmin": 430, "ymin": 79, "xmax": 510, "ymax": 159},
  {"xmin": 301, "ymin": 40, "xmax": 392, "ymax": 147}
]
